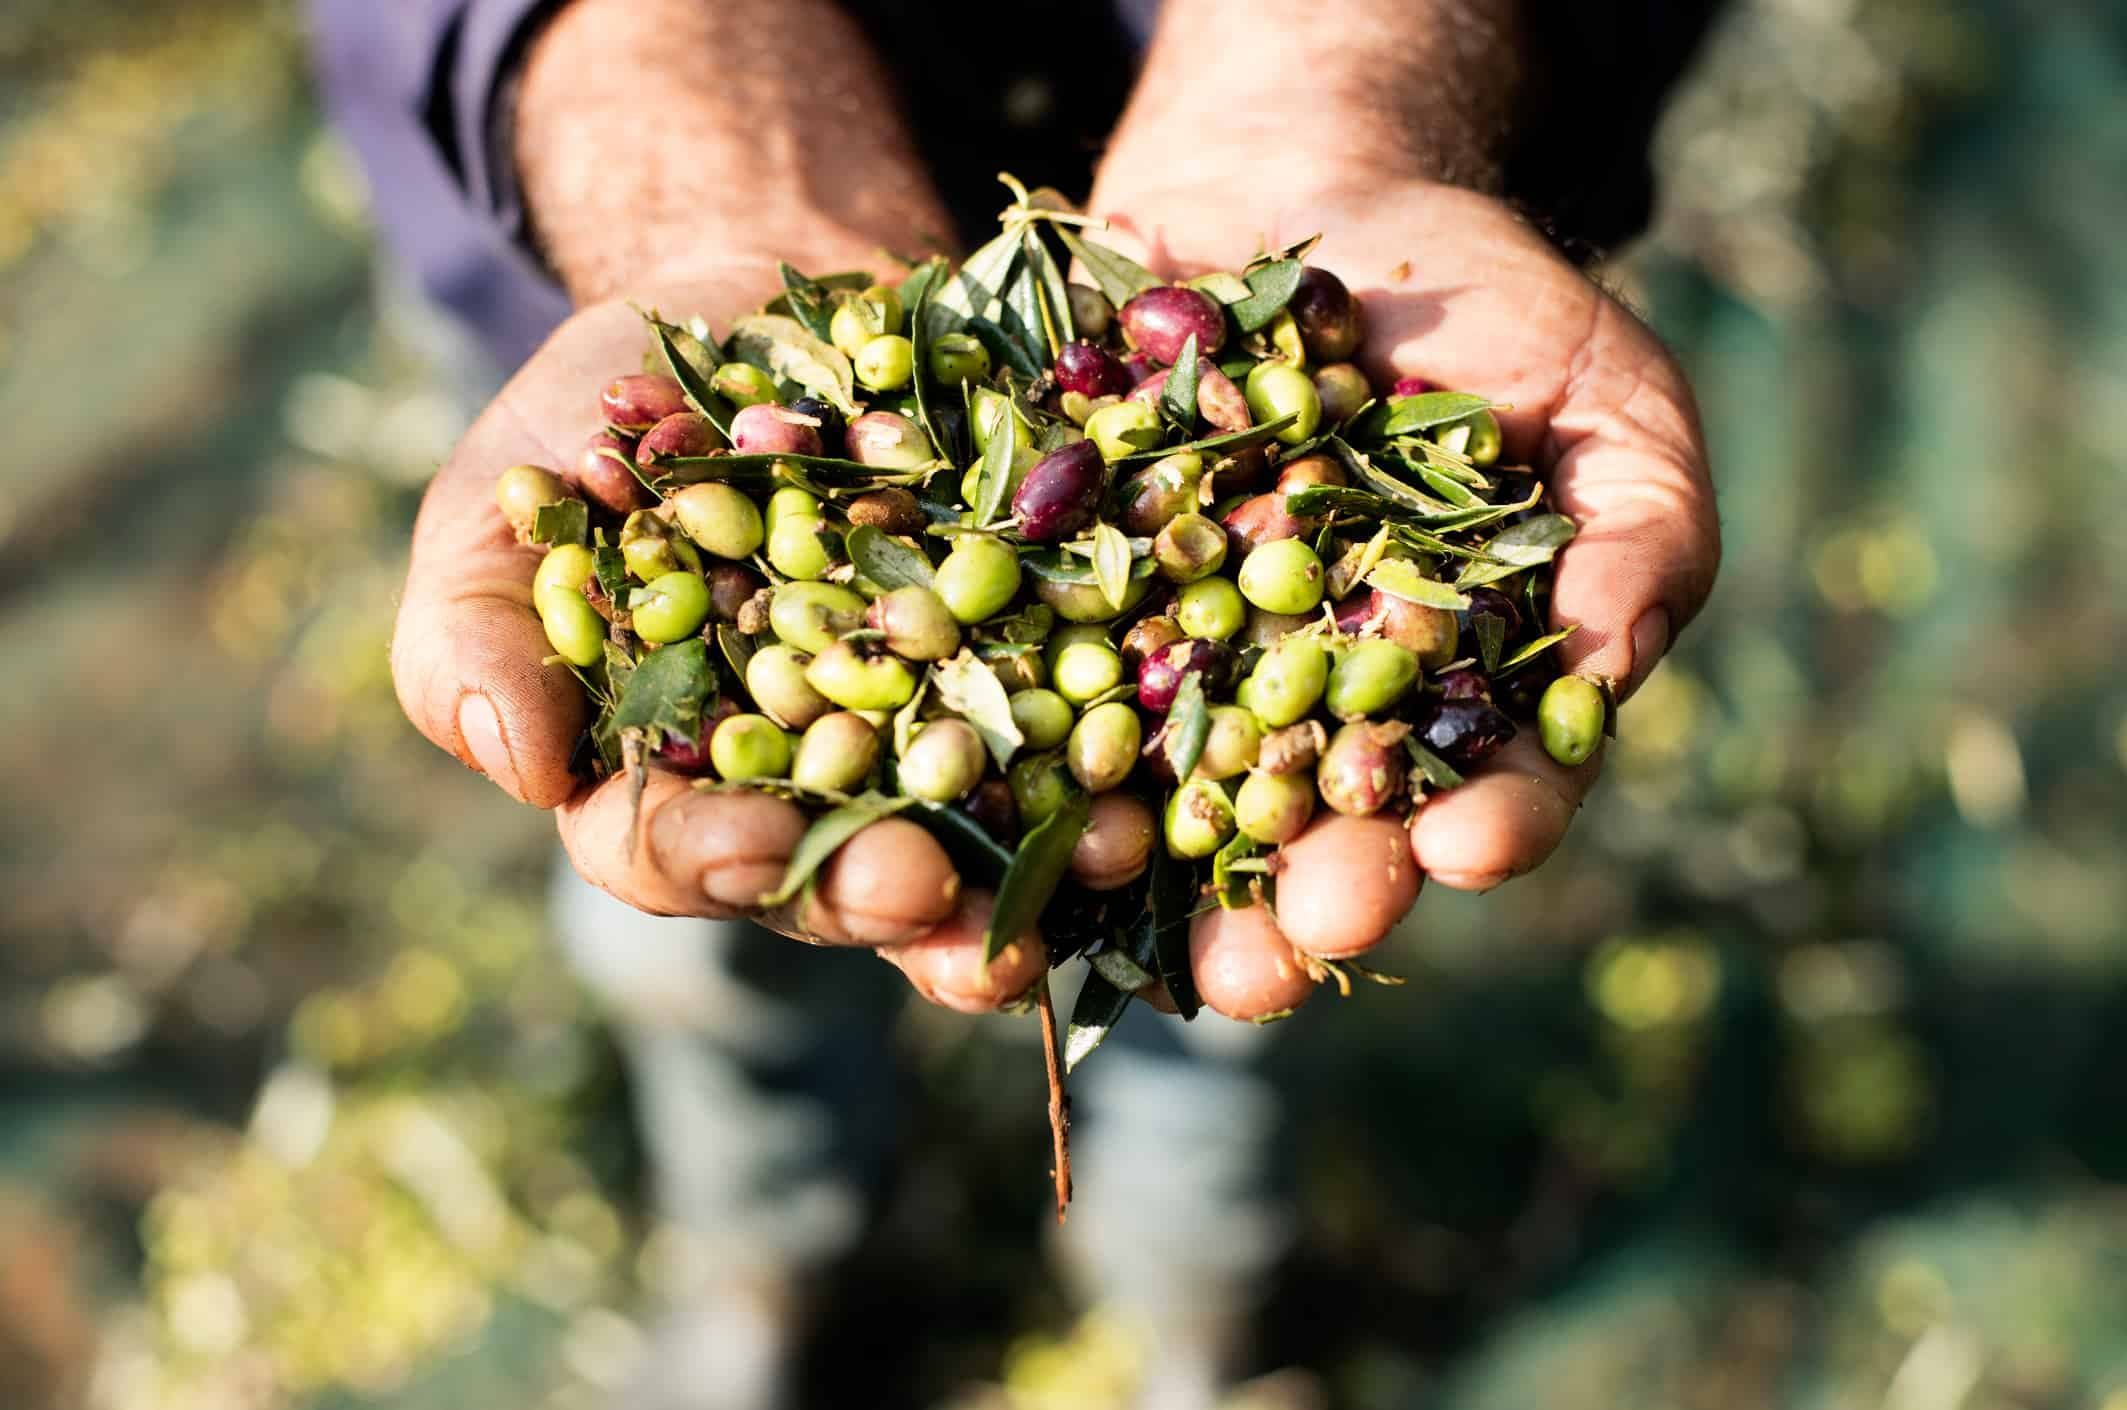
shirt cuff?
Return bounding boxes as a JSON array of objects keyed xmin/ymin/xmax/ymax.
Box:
[{"xmin": 444, "ymin": 0, "xmax": 561, "ymax": 245}]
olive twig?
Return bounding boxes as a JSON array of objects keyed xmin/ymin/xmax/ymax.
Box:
[{"xmin": 1036, "ymin": 978, "xmax": 1073, "ymax": 1222}]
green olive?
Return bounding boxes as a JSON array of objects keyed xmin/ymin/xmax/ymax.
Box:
[
  {"xmin": 960, "ymin": 444, "xmax": 1039, "ymax": 510},
  {"xmin": 1052, "ymin": 640, "xmax": 1124, "ymax": 704},
  {"xmin": 1243, "ymin": 361, "xmax": 1322, "ymax": 445},
  {"xmin": 1538, "ymin": 675, "xmax": 1607, "ymax": 767},
  {"xmin": 668, "ymin": 483, "xmax": 765, "ymax": 560},
  {"xmin": 1153, "ymin": 512, "xmax": 1229, "ymax": 583},
  {"xmin": 766, "ymin": 515, "xmax": 840, "ymax": 580},
  {"xmin": 1325, "ymin": 639, "xmax": 1419, "ymax": 719},
  {"xmin": 1193, "ymin": 706, "xmax": 1263, "ymax": 781},
  {"xmin": 1234, "ymin": 768, "xmax": 1316, "ymax": 843},
  {"xmin": 1066, "ymin": 701, "xmax": 1142, "ymax": 793},
  {"xmin": 745, "ymin": 643, "xmax": 833, "ymax": 729},
  {"xmin": 711, "ymin": 362, "xmax": 779, "ymax": 408},
  {"xmin": 495, "ymin": 464, "xmax": 572, "ymax": 539},
  {"xmin": 1164, "ymin": 778, "xmax": 1237, "ymax": 859},
  {"xmin": 790, "ymin": 711, "xmax": 882, "ymax": 793},
  {"xmin": 764, "ymin": 485, "xmax": 824, "ymax": 531},
  {"xmin": 867, "ymin": 585, "xmax": 962, "ymax": 662},
  {"xmin": 970, "ymin": 386, "xmax": 1034, "ymax": 454},
  {"xmin": 1236, "ymin": 538, "xmax": 1326, "ymax": 615},
  {"xmin": 1242, "ymin": 638, "xmax": 1328, "ymax": 727},
  {"xmin": 710, "ymin": 714, "xmax": 792, "ymax": 782},
  {"xmin": 1440, "ymin": 409, "xmax": 1503, "ymax": 467},
  {"xmin": 804, "ymin": 640, "xmax": 917, "ymax": 711},
  {"xmin": 854, "ymin": 334, "xmax": 915, "ymax": 392},
  {"xmin": 830, "ymin": 290, "xmax": 903, "ymax": 360},
  {"xmin": 1008, "ymin": 754, "xmax": 1074, "ymax": 828},
  {"xmin": 1175, "ymin": 576, "xmax": 1246, "ymax": 641},
  {"xmin": 631, "ymin": 571, "xmax": 712, "ymax": 643},
  {"xmin": 898, "ymin": 719, "xmax": 988, "ymax": 802},
  {"xmin": 536, "ymin": 585, "xmax": 607, "ymax": 667},
  {"xmin": 934, "ymin": 535, "xmax": 1023, "ymax": 623},
  {"xmin": 928, "ymin": 331, "xmax": 991, "ymax": 386},
  {"xmin": 768, "ymin": 581, "xmax": 867, "ymax": 654},
  {"xmin": 534, "ymin": 543, "xmax": 598, "ymax": 599},
  {"xmin": 862, "ymin": 283, "xmax": 905, "ymax": 334},
  {"xmin": 1009, "ymin": 689, "xmax": 1075, "ymax": 750},
  {"xmin": 1031, "ymin": 573, "xmax": 1151, "ymax": 623},
  {"xmin": 1083, "ymin": 399, "xmax": 1165, "ymax": 462}
]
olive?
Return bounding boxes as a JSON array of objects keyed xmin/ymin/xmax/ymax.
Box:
[
  {"xmin": 1066, "ymin": 284, "xmax": 1113, "ymax": 339},
  {"xmin": 965, "ymin": 776, "xmax": 1020, "ymax": 844},
  {"xmin": 1008, "ymin": 688, "xmax": 1075, "ymax": 750},
  {"xmin": 1155, "ymin": 514, "xmax": 1231, "ymax": 586},
  {"xmin": 731, "ymin": 402, "xmax": 825, "ymax": 457},
  {"xmin": 1275, "ymin": 454, "xmax": 1345, "ymax": 495},
  {"xmin": 1243, "ymin": 361, "xmax": 1322, "ymax": 445},
  {"xmin": 1257, "ymin": 720, "xmax": 1327, "ymax": 775},
  {"xmin": 534, "ymin": 543, "xmax": 597, "ymax": 600},
  {"xmin": 829, "ymin": 286, "xmax": 903, "ymax": 358},
  {"xmin": 991, "ymin": 648, "xmax": 1047, "ymax": 693},
  {"xmin": 1117, "ymin": 451, "xmax": 1204, "ymax": 536},
  {"xmin": 1011, "ymin": 440, "xmax": 1107, "ymax": 542},
  {"xmin": 711, "ymin": 362, "xmax": 779, "ymax": 408},
  {"xmin": 764, "ymin": 485, "xmax": 823, "ymax": 530},
  {"xmin": 1128, "ymin": 359, "xmax": 1251, "ymax": 432},
  {"xmin": 1120, "ymin": 615, "xmax": 1185, "ymax": 673},
  {"xmin": 1241, "ymin": 638, "xmax": 1328, "ymax": 727},
  {"xmin": 768, "ymin": 581, "xmax": 867, "ymax": 654},
  {"xmin": 1083, "ymin": 399, "xmax": 1165, "ymax": 463},
  {"xmin": 1053, "ymin": 340, "xmax": 1133, "ymax": 399},
  {"xmin": 1317, "ymin": 721, "xmax": 1409, "ymax": 816},
  {"xmin": 537, "ymin": 585, "xmax": 607, "ymax": 667},
  {"xmin": 573, "ymin": 431, "xmax": 651, "ymax": 514},
  {"xmin": 707, "ymin": 562, "xmax": 767, "ymax": 623},
  {"xmin": 791, "ymin": 711, "xmax": 882, "ymax": 793},
  {"xmin": 1537, "ymin": 675, "xmax": 1606, "ymax": 767},
  {"xmin": 635, "ymin": 411, "xmax": 721, "ymax": 462},
  {"xmin": 766, "ymin": 516, "xmax": 841, "ymax": 580},
  {"xmin": 1286, "ymin": 267, "xmax": 1363, "ymax": 362},
  {"xmin": 1368, "ymin": 590, "xmax": 1459, "ymax": 668},
  {"xmin": 600, "ymin": 373, "xmax": 689, "ymax": 430},
  {"xmin": 1312, "ymin": 363, "xmax": 1371, "ymax": 425},
  {"xmin": 854, "ymin": 334, "xmax": 915, "ymax": 391},
  {"xmin": 960, "ymin": 443, "xmax": 1039, "ymax": 510},
  {"xmin": 1462, "ymin": 585, "xmax": 1522, "ymax": 642},
  {"xmin": 1164, "ymin": 778, "xmax": 1237, "ymax": 859},
  {"xmin": 1135, "ymin": 638, "xmax": 1239, "ymax": 713},
  {"xmin": 1440, "ymin": 409, "xmax": 1503, "ymax": 466},
  {"xmin": 845, "ymin": 410, "xmax": 932, "ymax": 469},
  {"xmin": 1070, "ymin": 793, "xmax": 1154, "ymax": 891},
  {"xmin": 804, "ymin": 639, "xmax": 917, "ymax": 711},
  {"xmin": 494, "ymin": 464, "xmax": 573, "ymax": 543},
  {"xmin": 865, "ymin": 585, "xmax": 961, "ymax": 661},
  {"xmin": 1390, "ymin": 375, "xmax": 1432, "ymax": 397},
  {"xmin": 1058, "ymin": 391, "xmax": 1096, "ymax": 426},
  {"xmin": 1234, "ymin": 768, "xmax": 1315, "ymax": 843},
  {"xmin": 1414, "ymin": 698, "xmax": 1516, "ymax": 769},
  {"xmin": 1051, "ymin": 640, "xmax": 1123, "ymax": 704},
  {"xmin": 1438, "ymin": 667, "xmax": 1492, "ymax": 702},
  {"xmin": 1205, "ymin": 443, "xmax": 1272, "ymax": 497},
  {"xmin": 898, "ymin": 718, "xmax": 988, "ymax": 802},
  {"xmin": 1495, "ymin": 654, "xmax": 1558, "ymax": 720},
  {"xmin": 1174, "ymin": 575, "xmax": 1245, "ymax": 640},
  {"xmin": 1222, "ymin": 493, "xmax": 1312, "ymax": 552},
  {"xmin": 928, "ymin": 331, "xmax": 990, "ymax": 386},
  {"xmin": 1237, "ymin": 538, "xmax": 1326, "ymax": 615},
  {"xmin": 654, "ymin": 720, "xmax": 718, "ymax": 776},
  {"xmin": 668, "ymin": 482, "xmax": 764, "ymax": 560},
  {"xmin": 787, "ymin": 396, "xmax": 846, "ymax": 454},
  {"xmin": 1007, "ymin": 755, "xmax": 1074, "ymax": 828},
  {"xmin": 710, "ymin": 713, "xmax": 792, "ymax": 782},
  {"xmin": 1031, "ymin": 573, "xmax": 1150, "ymax": 623},
  {"xmin": 970, "ymin": 386, "xmax": 1034, "ymax": 454},
  {"xmin": 1238, "ymin": 607, "xmax": 1316, "ymax": 649},
  {"xmin": 1331, "ymin": 593, "xmax": 1376, "ymax": 635},
  {"xmin": 1119, "ymin": 285, "xmax": 1227, "ymax": 365},
  {"xmin": 844, "ymin": 487, "xmax": 925, "ymax": 536},
  {"xmin": 1326, "ymin": 639, "xmax": 1419, "ymax": 719},
  {"xmin": 746, "ymin": 643, "xmax": 833, "ymax": 729},
  {"xmin": 622, "ymin": 569, "xmax": 706, "ymax": 643},
  {"xmin": 620, "ymin": 509, "xmax": 701, "ymax": 581},
  {"xmin": 1066, "ymin": 701, "xmax": 1142, "ymax": 792},
  {"xmin": 934, "ymin": 535, "xmax": 1022, "ymax": 623},
  {"xmin": 1193, "ymin": 706, "xmax": 1262, "ymax": 781}
]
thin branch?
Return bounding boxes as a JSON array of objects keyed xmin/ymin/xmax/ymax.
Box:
[{"xmin": 1036, "ymin": 978, "xmax": 1072, "ymax": 1222}]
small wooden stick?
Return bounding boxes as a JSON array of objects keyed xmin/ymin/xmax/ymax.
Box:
[{"xmin": 1036, "ymin": 978, "xmax": 1072, "ymax": 1221}]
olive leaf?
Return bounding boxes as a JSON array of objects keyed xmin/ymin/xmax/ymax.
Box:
[
  {"xmin": 607, "ymin": 638, "xmax": 714, "ymax": 749},
  {"xmin": 891, "ymin": 666, "xmax": 932, "ymax": 760},
  {"xmin": 1455, "ymin": 513, "xmax": 1577, "ymax": 588},
  {"xmin": 1109, "ymin": 412, "xmax": 1297, "ymax": 466},
  {"xmin": 1366, "ymin": 558, "xmax": 1471, "ymax": 612},
  {"xmin": 996, "ymin": 253, "xmax": 1054, "ymax": 376},
  {"xmin": 1089, "ymin": 945, "xmax": 1156, "ymax": 992},
  {"xmin": 1161, "ymin": 333, "xmax": 1201, "ymax": 432},
  {"xmin": 924, "ymin": 226, "xmax": 1023, "ymax": 345},
  {"xmin": 1230, "ymin": 259, "xmax": 1302, "ymax": 333},
  {"xmin": 1023, "ymin": 226, "xmax": 1076, "ymax": 355},
  {"xmin": 758, "ymin": 792, "xmax": 914, "ymax": 909},
  {"xmin": 1064, "ymin": 969, "xmax": 1134, "ymax": 1072},
  {"xmin": 727, "ymin": 314, "xmax": 858, "ymax": 415},
  {"xmin": 592, "ymin": 544, "xmax": 633, "ymax": 612},
  {"xmin": 655, "ymin": 452, "xmax": 937, "ymax": 493},
  {"xmin": 645, "ymin": 315, "xmax": 735, "ymax": 439},
  {"xmin": 531, "ymin": 499, "xmax": 589, "ymax": 547},
  {"xmin": 771, "ymin": 262, "xmax": 838, "ymax": 341},
  {"xmin": 1211, "ymin": 832, "xmax": 1261, "ymax": 909},
  {"xmin": 1414, "ymin": 461, "xmax": 1487, "ymax": 509},
  {"xmin": 971, "ymin": 403, "xmax": 1019, "ymax": 524},
  {"xmin": 1092, "ymin": 521, "xmax": 1133, "ymax": 613},
  {"xmin": 1186, "ymin": 271, "xmax": 1253, "ymax": 305},
  {"xmin": 902, "ymin": 255, "xmax": 951, "ymax": 459},
  {"xmin": 1145, "ymin": 847, "xmax": 1201, "ymax": 1019},
  {"xmin": 1021, "ymin": 548, "xmax": 1157, "ymax": 586},
  {"xmin": 1376, "ymin": 391, "xmax": 1494, "ymax": 438},
  {"xmin": 1055, "ymin": 227, "xmax": 1162, "ymax": 309},
  {"xmin": 934, "ymin": 648, "xmax": 1024, "ymax": 769},
  {"xmin": 907, "ymin": 801, "xmax": 1014, "ymax": 887},
  {"xmin": 1494, "ymin": 625, "xmax": 1578, "ymax": 677},
  {"xmin": 1476, "ymin": 608, "xmax": 1507, "ymax": 672},
  {"xmin": 984, "ymin": 790, "xmax": 1090, "ymax": 961},
  {"xmin": 715, "ymin": 624, "xmax": 755, "ymax": 685},
  {"xmin": 846, "ymin": 524, "xmax": 935, "ymax": 591},
  {"xmin": 1405, "ymin": 739, "xmax": 1465, "ymax": 791},
  {"xmin": 1163, "ymin": 671, "xmax": 1212, "ymax": 782}
]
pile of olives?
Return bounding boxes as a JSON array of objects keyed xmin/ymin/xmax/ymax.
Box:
[{"xmin": 496, "ymin": 192, "xmax": 1602, "ymax": 1042}]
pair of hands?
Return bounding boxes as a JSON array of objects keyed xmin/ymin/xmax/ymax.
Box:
[{"xmin": 389, "ymin": 162, "xmax": 1719, "ymax": 1020}]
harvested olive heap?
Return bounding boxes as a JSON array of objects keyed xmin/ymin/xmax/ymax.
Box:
[{"xmin": 499, "ymin": 181, "xmax": 1605, "ymax": 1085}]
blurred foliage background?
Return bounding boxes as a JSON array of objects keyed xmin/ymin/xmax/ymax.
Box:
[{"xmin": 1, "ymin": 0, "xmax": 2124, "ymax": 1407}]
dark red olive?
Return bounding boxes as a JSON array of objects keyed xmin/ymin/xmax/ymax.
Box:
[
  {"xmin": 600, "ymin": 373, "xmax": 689, "ymax": 431},
  {"xmin": 1331, "ymin": 593, "xmax": 1375, "ymax": 634},
  {"xmin": 1462, "ymin": 586, "xmax": 1524, "ymax": 639},
  {"xmin": 635, "ymin": 411, "xmax": 721, "ymax": 463},
  {"xmin": 706, "ymin": 563, "xmax": 767, "ymax": 623},
  {"xmin": 1391, "ymin": 376, "xmax": 1432, "ymax": 398},
  {"xmin": 1437, "ymin": 667, "xmax": 1492, "ymax": 702},
  {"xmin": 1121, "ymin": 353, "xmax": 1158, "ymax": 387},
  {"xmin": 1128, "ymin": 360, "xmax": 1251, "ymax": 432},
  {"xmin": 1120, "ymin": 615, "xmax": 1185, "ymax": 673},
  {"xmin": 657, "ymin": 703, "xmax": 733, "ymax": 773},
  {"xmin": 1274, "ymin": 454, "xmax": 1346, "ymax": 495},
  {"xmin": 965, "ymin": 777, "xmax": 1020, "ymax": 846},
  {"xmin": 1118, "ymin": 285, "xmax": 1227, "ymax": 365},
  {"xmin": 1287, "ymin": 269, "xmax": 1363, "ymax": 363},
  {"xmin": 1135, "ymin": 638, "xmax": 1239, "ymax": 713},
  {"xmin": 573, "ymin": 430, "xmax": 651, "ymax": 514},
  {"xmin": 1053, "ymin": 341, "xmax": 1134, "ymax": 399},
  {"xmin": 1011, "ymin": 439, "xmax": 1107, "ymax": 542},
  {"xmin": 1415, "ymin": 698, "xmax": 1516, "ymax": 768},
  {"xmin": 1221, "ymin": 493, "xmax": 1312, "ymax": 551}
]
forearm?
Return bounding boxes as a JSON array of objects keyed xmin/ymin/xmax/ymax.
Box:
[
  {"xmin": 1107, "ymin": 0, "xmax": 1527, "ymax": 197},
  {"xmin": 515, "ymin": 0, "xmax": 951, "ymax": 303}
]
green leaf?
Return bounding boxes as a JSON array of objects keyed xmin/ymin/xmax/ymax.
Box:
[
  {"xmin": 846, "ymin": 524, "xmax": 935, "ymax": 591},
  {"xmin": 1366, "ymin": 558, "xmax": 1471, "ymax": 612},
  {"xmin": 727, "ymin": 314, "xmax": 858, "ymax": 415},
  {"xmin": 1406, "ymin": 740, "xmax": 1465, "ymax": 791},
  {"xmin": 1023, "ymin": 227, "xmax": 1075, "ymax": 354},
  {"xmin": 1021, "ymin": 548, "xmax": 1158, "ymax": 586},
  {"xmin": 1089, "ymin": 946, "xmax": 1155, "ymax": 992},
  {"xmin": 1476, "ymin": 607, "xmax": 1506, "ymax": 671},
  {"xmin": 653, "ymin": 452, "xmax": 939, "ymax": 492},
  {"xmin": 971, "ymin": 402, "xmax": 1019, "ymax": 524},
  {"xmin": 906, "ymin": 801, "xmax": 1014, "ymax": 887},
  {"xmin": 592, "ymin": 544, "xmax": 632, "ymax": 612},
  {"xmin": 1108, "ymin": 412, "xmax": 1298, "ymax": 466},
  {"xmin": 1064, "ymin": 970, "xmax": 1134, "ymax": 1072},
  {"xmin": 998, "ymin": 255, "xmax": 1053, "ymax": 377},
  {"xmin": 1091, "ymin": 521, "xmax": 1133, "ymax": 613},
  {"xmin": 891, "ymin": 666, "xmax": 932, "ymax": 760},
  {"xmin": 1414, "ymin": 461, "xmax": 1488, "ymax": 509},
  {"xmin": 933, "ymin": 648, "xmax": 1024, "ymax": 769},
  {"xmin": 1055, "ymin": 227, "xmax": 1161, "ymax": 308},
  {"xmin": 1212, "ymin": 832, "xmax": 1261, "ymax": 909},
  {"xmin": 984, "ymin": 791, "xmax": 1090, "ymax": 961},
  {"xmin": 1495, "ymin": 625, "xmax": 1578, "ymax": 677},
  {"xmin": 1455, "ymin": 513, "xmax": 1577, "ymax": 589},
  {"xmin": 1163, "ymin": 671, "xmax": 1211, "ymax": 782},
  {"xmin": 902, "ymin": 255, "xmax": 951, "ymax": 459},
  {"xmin": 531, "ymin": 499, "xmax": 589, "ymax": 547},
  {"xmin": 1230, "ymin": 259, "xmax": 1302, "ymax": 333},
  {"xmin": 758, "ymin": 792, "xmax": 914, "ymax": 909},
  {"xmin": 924, "ymin": 226, "xmax": 1023, "ymax": 345},
  {"xmin": 645, "ymin": 315, "xmax": 734, "ymax": 438},
  {"xmin": 608, "ymin": 638, "xmax": 713, "ymax": 746},
  {"xmin": 1145, "ymin": 848, "xmax": 1201, "ymax": 1019},
  {"xmin": 1379, "ymin": 391, "xmax": 1493, "ymax": 437},
  {"xmin": 715, "ymin": 623, "xmax": 755, "ymax": 692},
  {"xmin": 1186, "ymin": 271, "xmax": 1253, "ymax": 305},
  {"xmin": 772, "ymin": 261, "xmax": 837, "ymax": 341},
  {"xmin": 1161, "ymin": 333, "xmax": 1201, "ymax": 431}
]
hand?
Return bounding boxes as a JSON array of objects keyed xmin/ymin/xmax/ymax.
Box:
[{"xmin": 1086, "ymin": 169, "xmax": 1719, "ymax": 996}]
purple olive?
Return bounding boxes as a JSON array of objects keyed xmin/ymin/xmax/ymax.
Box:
[
  {"xmin": 655, "ymin": 700, "xmax": 734, "ymax": 774},
  {"xmin": 1011, "ymin": 439, "xmax": 1107, "ymax": 542},
  {"xmin": 1287, "ymin": 269, "xmax": 1364, "ymax": 363},
  {"xmin": 707, "ymin": 563, "xmax": 767, "ymax": 623},
  {"xmin": 1390, "ymin": 375, "xmax": 1432, "ymax": 398},
  {"xmin": 1120, "ymin": 614, "xmax": 1185, "ymax": 673},
  {"xmin": 1128, "ymin": 360, "xmax": 1252, "ymax": 432},
  {"xmin": 1462, "ymin": 585, "xmax": 1524, "ymax": 640},
  {"xmin": 844, "ymin": 487, "xmax": 925, "ymax": 535},
  {"xmin": 1204, "ymin": 444, "xmax": 1272, "ymax": 497},
  {"xmin": 965, "ymin": 777, "xmax": 1020, "ymax": 846},
  {"xmin": 1331, "ymin": 593, "xmax": 1375, "ymax": 634},
  {"xmin": 1495, "ymin": 655, "xmax": 1558, "ymax": 720},
  {"xmin": 1118, "ymin": 285, "xmax": 1227, "ymax": 365},
  {"xmin": 1135, "ymin": 638, "xmax": 1239, "ymax": 714},
  {"xmin": 1415, "ymin": 698, "xmax": 1516, "ymax": 768},
  {"xmin": 787, "ymin": 396, "xmax": 845, "ymax": 455},
  {"xmin": 1317, "ymin": 721, "xmax": 1409, "ymax": 817},
  {"xmin": 730, "ymin": 402, "xmax": 825, "ymax": 457},
  {"xmin": 573, "ymin": 430, "xmax": 650, "ymax": 514},
  {"xmin": 635, "ymin": 411, "xmax": 721, "ymax": 463},
  {"xmin": 600, "ymin": 373, "xmax": 689, "ymax": 431},
  {"xmin": 1221, "ymin": 492, "xmax": 1312, "ymax": 552},
  {"xmin": 1437, "ymin": 667, "xmax": 1492, "ymax": 702},
  {"xmin": 1121, "ymin": 353, "xmax": 1158, "ymax": 387},
  {"xmin": 1053, "ymin": 340, "xmax": 1134, "ymax": 399}
]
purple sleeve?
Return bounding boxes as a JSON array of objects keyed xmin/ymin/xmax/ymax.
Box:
[{"xmin": 305, "ymin": 0, "xmax": 571, "ymax": 370}]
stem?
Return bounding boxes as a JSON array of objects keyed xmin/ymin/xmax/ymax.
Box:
[{"xmin": 1036, "ymin": 978, "xmax": 1073, "ymax": 1222}]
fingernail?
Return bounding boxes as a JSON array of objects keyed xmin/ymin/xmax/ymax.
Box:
[
  {"xmin": 458, "ymin": 694, "xmax": 521, "ymax": 797},
  {"xmin": 1627, "ymin": 608, "xmax": 1672, "ymax": 699}
]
